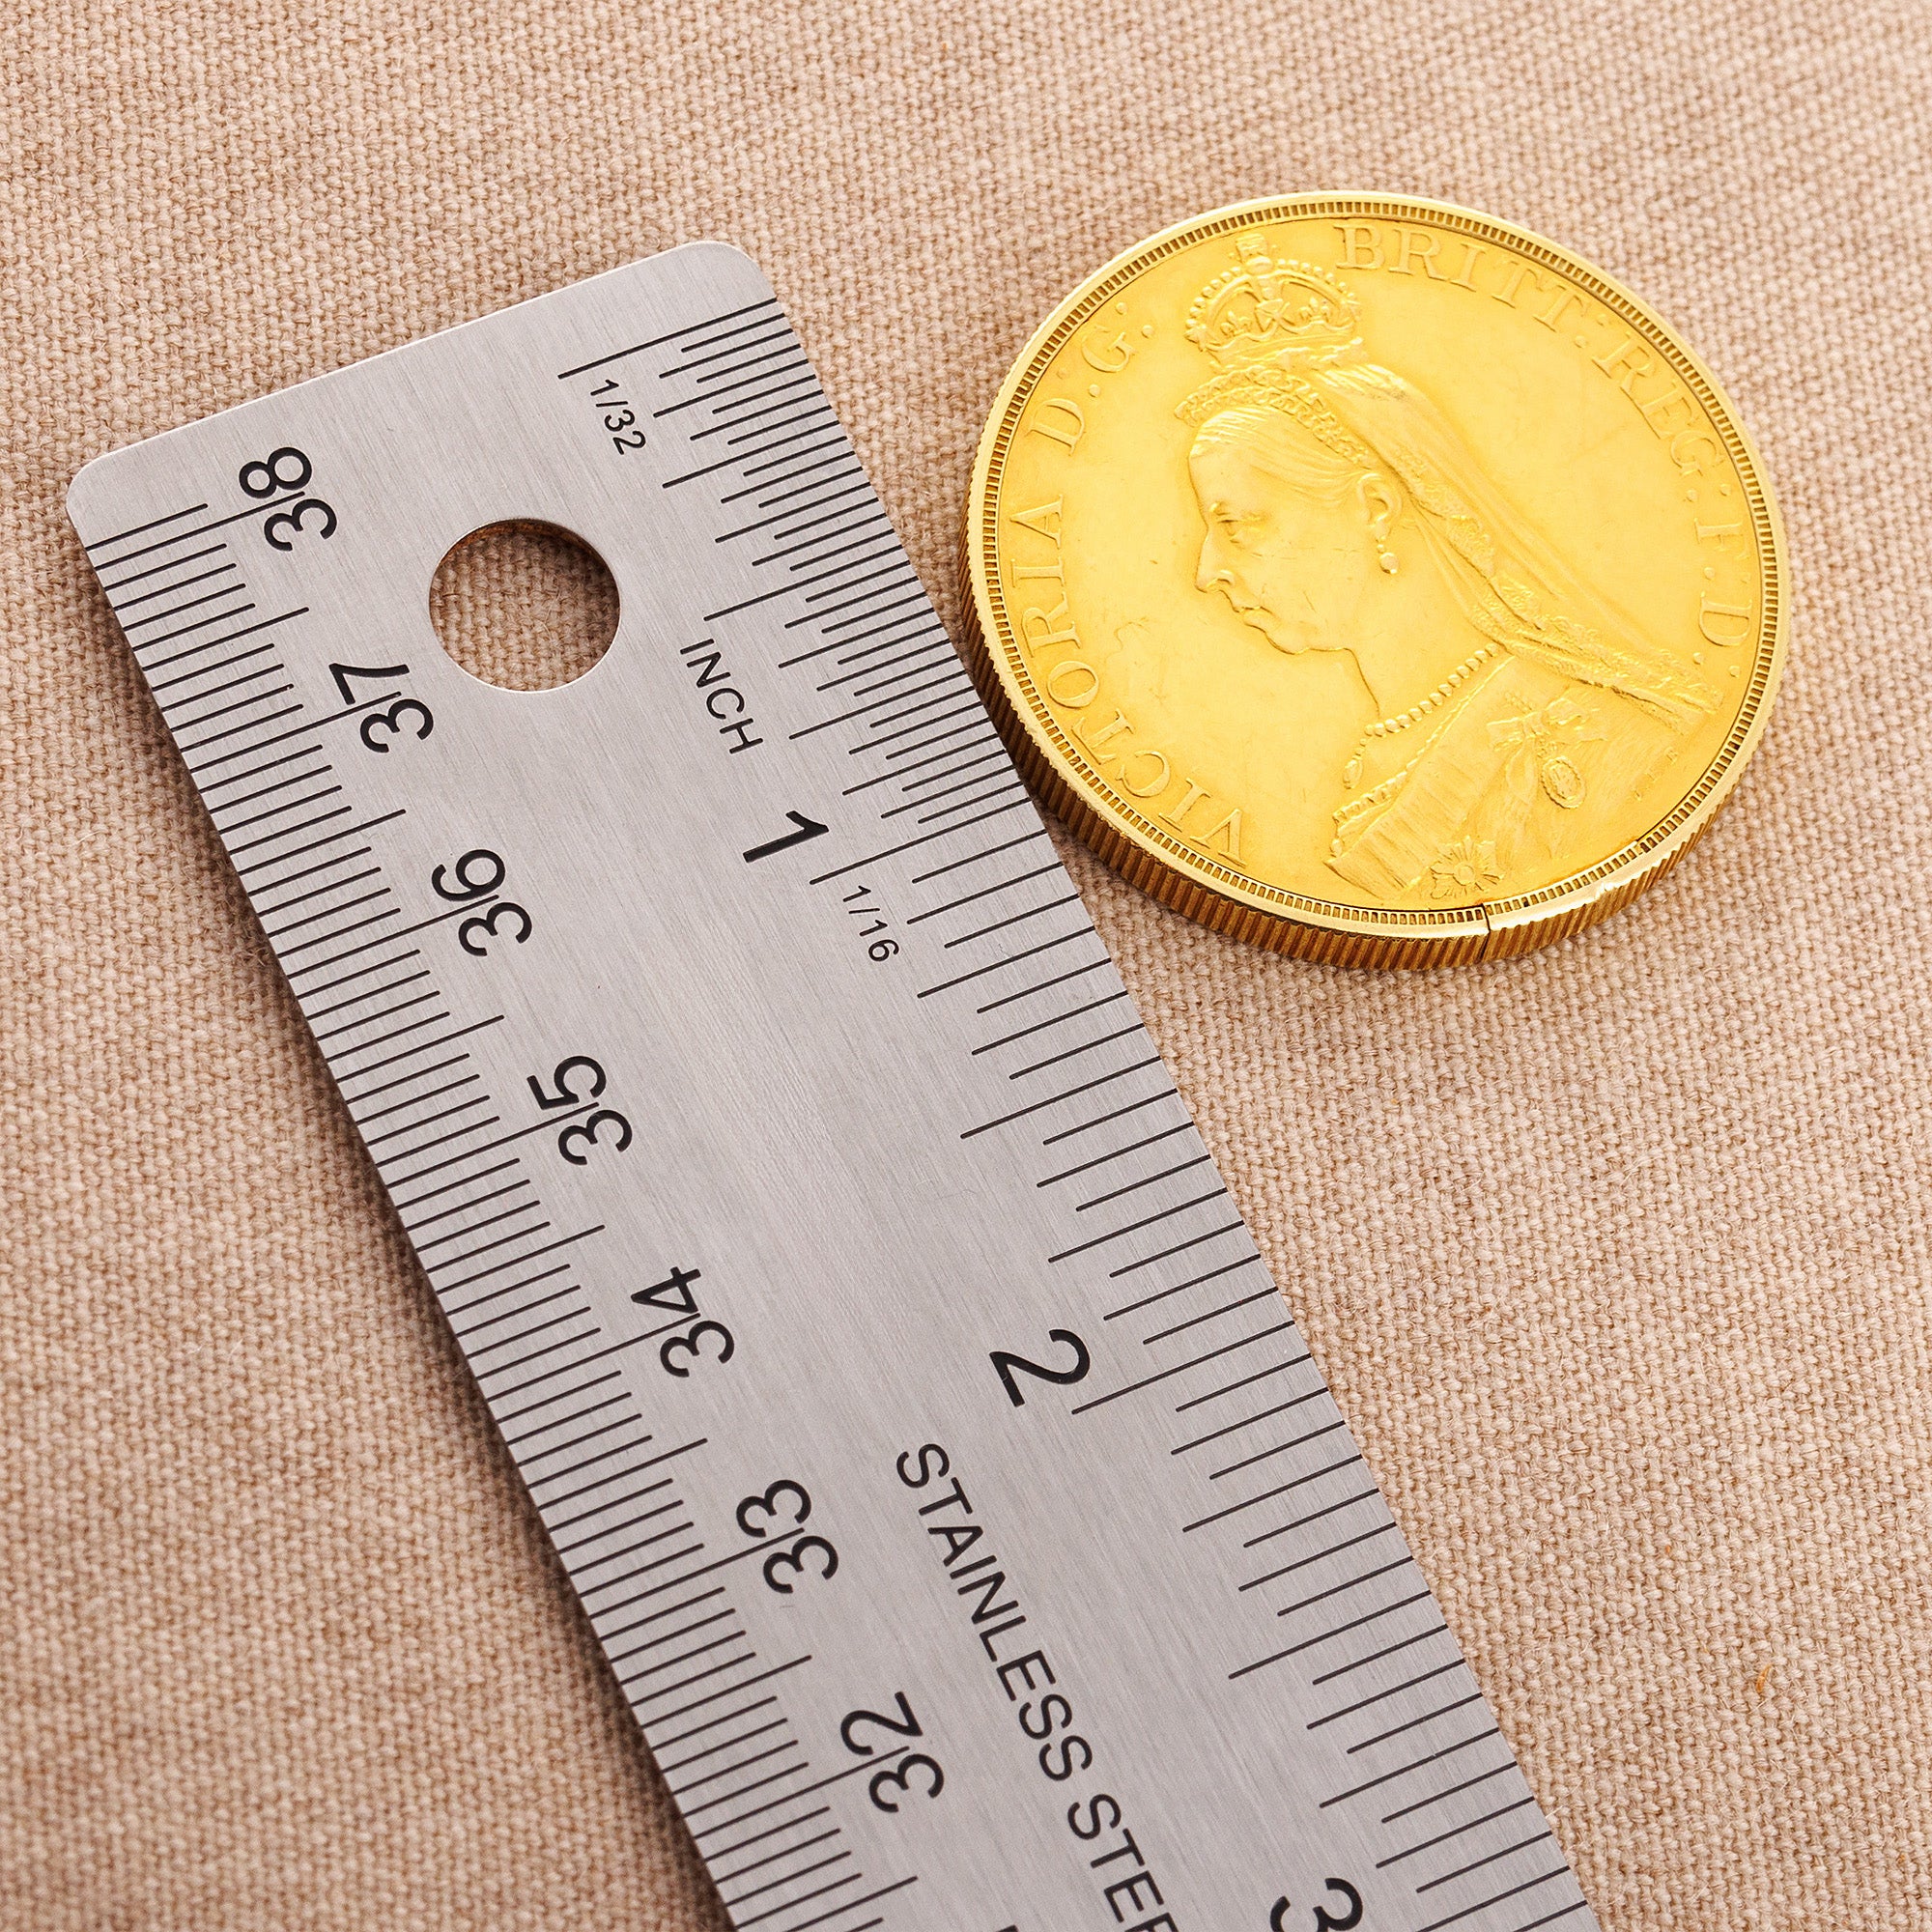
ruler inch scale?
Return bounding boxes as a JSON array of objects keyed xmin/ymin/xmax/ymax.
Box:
[{"xmin": 69, "ymin": 243, "xmax": 1599, "ymax": 1932}]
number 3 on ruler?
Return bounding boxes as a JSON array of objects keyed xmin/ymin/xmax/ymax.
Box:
[{"xmin": 1270, "ymin": 1879, "xmax": 1363, "ymax": 1931}]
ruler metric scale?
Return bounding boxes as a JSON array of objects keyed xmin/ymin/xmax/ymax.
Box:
[{"xmin": 69, "ymin": 245, "xmax": 1599, "ymax": 1932}]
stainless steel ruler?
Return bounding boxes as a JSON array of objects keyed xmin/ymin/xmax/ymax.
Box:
[{"xmin": 69, "ymin": 244, "xmax": 1599, "ymax": 1932}]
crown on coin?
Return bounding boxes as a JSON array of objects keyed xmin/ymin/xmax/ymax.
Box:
[{"xmin": 1185, "ymin": 234, "xmax": 1360, "ymax": 365}]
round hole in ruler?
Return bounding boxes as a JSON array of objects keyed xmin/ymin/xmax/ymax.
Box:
[{"xmin": 428, "ymin": 520, "xmax": 619, "ymax": 690}]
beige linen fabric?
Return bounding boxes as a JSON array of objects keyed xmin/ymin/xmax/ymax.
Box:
[{"xmin": 4, "ymin": 2, "xmax": 1929, "ymax": 1926}]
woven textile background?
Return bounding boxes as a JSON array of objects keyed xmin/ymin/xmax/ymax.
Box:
[{"xmin": 4, "ymin": 3, "xmax": 1928, "ymax": 1926}]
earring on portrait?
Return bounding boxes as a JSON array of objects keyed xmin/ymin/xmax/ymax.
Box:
[{"xmin": 1376, "ymin": 539, "xmax": 1398, "ymax": 576}]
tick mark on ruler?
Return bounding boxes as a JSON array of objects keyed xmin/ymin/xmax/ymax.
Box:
[{"xmin": 555, "ymin": 296, "xmax": 779, "ymax": 381}]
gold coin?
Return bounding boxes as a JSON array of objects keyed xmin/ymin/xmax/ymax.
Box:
[{"xmin": 961, "ymin": 196, "xmax": 1786, "ymax": 966}]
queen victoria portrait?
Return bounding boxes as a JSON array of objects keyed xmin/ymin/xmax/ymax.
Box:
[{"xmin": 1176, "ymin": 236, "xmax": 1719, "ymax": 903}]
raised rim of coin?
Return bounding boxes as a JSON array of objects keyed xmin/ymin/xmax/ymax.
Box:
[{"xmin": 960, "ymin": 194, "xmax": 1787, "ymax": 968}]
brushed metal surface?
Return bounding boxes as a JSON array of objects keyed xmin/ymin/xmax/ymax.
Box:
[{"xmin": 68, "ymin": 242, "xmax": 1597, "ymax": 1932}]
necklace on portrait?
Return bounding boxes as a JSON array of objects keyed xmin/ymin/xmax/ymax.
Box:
[{"xmin": 1341, "ymin": 641, "xmax": 1499, "ymax": 790}]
